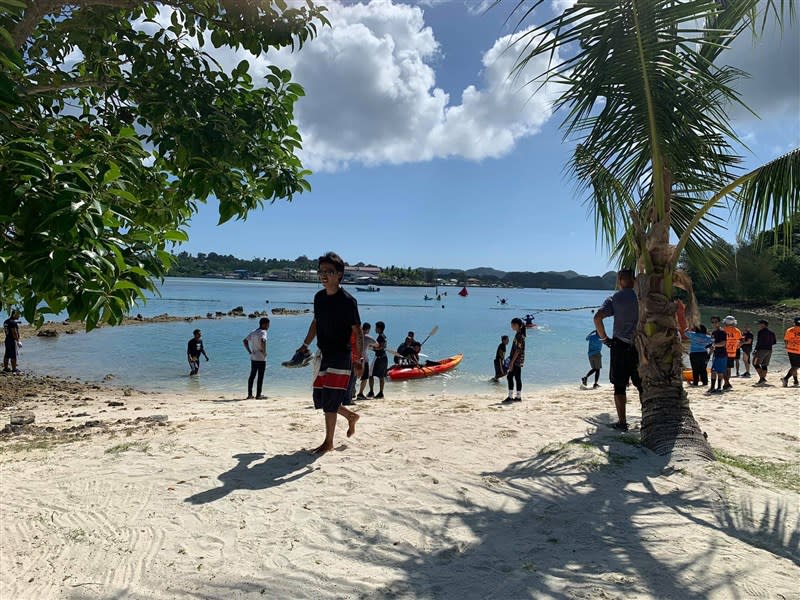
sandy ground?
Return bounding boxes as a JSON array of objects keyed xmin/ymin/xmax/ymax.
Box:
[{"xmin": 0, "ymin": 374, "xmax": 798, "ymax": 600}]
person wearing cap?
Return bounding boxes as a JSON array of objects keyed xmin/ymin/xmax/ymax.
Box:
[
  {"xmin": 752, "ymin": 319, "xmax": 777, "ymax": 385},
  {"xmin": 781, "ymin": 317, "xmax": 800, "ymax": 388},
  {"xmin": 593, "ymin": 268, "xmax": 641, "ymax": 431},
  {"xmin": 722, "ymin": 315, "xmax": 742, "ymax": 389}
]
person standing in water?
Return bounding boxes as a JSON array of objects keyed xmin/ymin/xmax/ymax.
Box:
[
  {"xmin": 492, "ymin": 335, "xmax": 509, "ymax": 382},
  {"xmin": 186, "ymin": 329, "xmax": 209, "ymax": 375},
  {"xmin": 297, "ymin": 252, "xmax": 362, "ymax": 454},
  {"xmin": 2, "ymin": 310, "xmax": 21, "ymax": 374},
  {"xmin": 593, "ymin": 269, "xmax": 642, "ymax": 431},
  {"xmin": 243, "ymin": 317, "xmax": 270, "ymax": 399},
  {"xmin": 582, "ymin": 330, "xmax": 603, "ymax": 389},
  {"xmin": 503, "ymin": 318, "xmax": 526, "ymax": 403}
]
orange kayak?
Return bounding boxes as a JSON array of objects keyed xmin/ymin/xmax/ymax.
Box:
[{"xmin": 388, "ymin": 354, "xmax": 463, "ymax": 381}]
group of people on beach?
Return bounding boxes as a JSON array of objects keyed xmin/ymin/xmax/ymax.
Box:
[{"xmin": 690, "ymin": 315, "xmax": 800, "ymax": 391}]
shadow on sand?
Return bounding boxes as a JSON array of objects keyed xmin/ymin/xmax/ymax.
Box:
[
  {"xmin": 173, "ymin": 414, "xmax": 798, "ymax": 598},
  {"xmin": 184, "ymin": 450, "xmax": 320, "ymax": 505}
]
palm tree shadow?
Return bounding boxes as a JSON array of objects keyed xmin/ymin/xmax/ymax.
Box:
[
  {"xmin": 184, "ymin": 450, "xmax": 320, "ymax": 505},
  {"xmin": 267, "ymin": 414, "xmax": 798, "ymax": 598}
]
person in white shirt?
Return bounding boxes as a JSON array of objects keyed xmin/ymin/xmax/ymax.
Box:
[
  {"xmin": 243, "ymin": 317, "xmax": 270, "ymax": 399},
  {"xmin": 356, "ymin": 322, "xmax": 377, "ymax": 400}
]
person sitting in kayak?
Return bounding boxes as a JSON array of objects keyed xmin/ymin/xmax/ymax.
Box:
[
  {"xmin": 395, "ymin": 331, "xmax": 415, "ymax": 364},
  {"xmin": 524, "ymin": 314, "xmax": 535, "ymax": 327},
  {"xmin": 404, "ymin": 342, "xmax": 440, "ymax": 368}
]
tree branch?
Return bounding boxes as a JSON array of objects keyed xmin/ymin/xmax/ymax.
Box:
[
  {"xmin": 22, "ymin": 79, "xmax": 113, "ymax": 95},
  {"xmin": 12, "ymin": 0, "xmax": 140, "ymax": 49}
]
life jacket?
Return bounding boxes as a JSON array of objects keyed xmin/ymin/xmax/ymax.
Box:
[
  {"xmin": 724, "ymin": 326, "xmax": 741, "ymax": 358},
  {"xmin": 785, "ymin": 326, "xmax": 800, "ymax": 354}
]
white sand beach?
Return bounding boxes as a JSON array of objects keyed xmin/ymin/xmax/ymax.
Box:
[{"xmin": 1, "ymin": 376, "xmax": 798, "ymax": 599}]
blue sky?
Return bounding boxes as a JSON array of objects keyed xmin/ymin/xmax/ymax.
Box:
[{"xmin": 177, "ymin": 0, "xmax": 800, "ymax": 275}]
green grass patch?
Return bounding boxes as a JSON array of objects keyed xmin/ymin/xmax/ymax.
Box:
[
  {"xmin": 714, "ymin": 450, "xmax": 800, "ymax": 492},
  {"xmin": 778, "ymin": 298, "xmax": 800, "ymax": 309},
  {"xmin": 105, "ymin": 441, "xmax": 150, "ymax": 455}
]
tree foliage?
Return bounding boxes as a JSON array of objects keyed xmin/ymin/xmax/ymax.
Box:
[
  {"xmin": 0, "ymin": 0, "xmax": 327, "ymax": 329},
  {"xmin": 685, "ymin": 217, "xmax": 800, "ymax": 303}
]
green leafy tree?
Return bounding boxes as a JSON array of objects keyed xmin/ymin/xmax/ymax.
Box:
[
  {"xmin": 511, "ymin": 0, "xmax": 799, "ymax": 459},
  {"xmin": 0, "ymin": 0, "xmax": 327, "ymax": 329}
]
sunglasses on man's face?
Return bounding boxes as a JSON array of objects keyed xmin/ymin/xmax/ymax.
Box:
[{"xmin": 318, "ymin": 269, "xmax": 337, "ymax": 276}]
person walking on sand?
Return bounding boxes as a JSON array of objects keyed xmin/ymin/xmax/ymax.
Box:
[
  {"xmin": 593, "ymin": 269, "xmax": 642, "ymax": 431},
  {"xmin": 297, "ymin": 252, "xmax": 363, "ymax": 454},
  {"xmin": 368, "ymin": 321, "xmax": 388, "ymax": 399},
  {"xmin": 781, "ymin": 317, "xmax": 800, "ymax": 388},
  {"xmin": 187, "ymin": 329, "xmax": 209, "ymax": 376},
  {"xmin": 752, "ymin": 319, "xmax": 777, "ymax": 385},
  {"xmin": 740, "ymin": 325, "xmax": 753, "ymax": 378},
  {"xmin": 492, "ymin": 335, "xmax": 509, "ymax": 382},
  {"xmin": 708, "ymin": 316, "xmax": 728, "ymax": 394},
  {"xmin": 503, "ymin": 318, "xmax": 526, "ymax": 403},
  {"xmin": 243, "ymin": 317, "xmax": 270, "ymax": 399},
  {"xmin": 582, "ymin": 329, "xmax": 603, "ymax": 389},
  {"xmin": 686, "ymin": 324, "xmax": 712, "ymax": 386},
  {"xmin": 2, "ymin": 310, "xmax": 21, "ymax": 374},
  {"xmin": 356, "ymin": 322, "xmax": 376, "ymax": 400}
]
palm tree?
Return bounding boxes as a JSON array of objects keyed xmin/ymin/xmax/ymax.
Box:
[{"xmin": 509, "ymin": 0, "xmax": 799, "ymax": 459}]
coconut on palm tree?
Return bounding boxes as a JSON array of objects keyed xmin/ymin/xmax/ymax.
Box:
[{"xmin": 508, "ymin": 0, "xmax": 798, "ymax": 459}]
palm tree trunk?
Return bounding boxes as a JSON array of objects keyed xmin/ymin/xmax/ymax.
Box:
[{"xmin": 636, "ymin": 179, "xmax": 714, "ymax": 460}]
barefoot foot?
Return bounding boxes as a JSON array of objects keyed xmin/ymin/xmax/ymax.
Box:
[
  {"xmin": 346, "ymin": 413, "xmax": 360, "ymax": 438},
  {"xmin": 311, "ymin": 442, "xmax": 334, "ymax": 455}
]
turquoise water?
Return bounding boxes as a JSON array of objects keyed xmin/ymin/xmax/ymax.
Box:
[{"xmin": 19, "ymin": 278, "xmax": 794, "ymax": 396}]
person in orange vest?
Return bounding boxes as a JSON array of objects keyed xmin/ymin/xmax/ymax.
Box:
[
  {"xmin": 722, "ymin": 315, "xmax": 742, "ymax": 390},
  {"xmin": 781, "ymin": 316, "xmax": 800, "ymax": 388}
]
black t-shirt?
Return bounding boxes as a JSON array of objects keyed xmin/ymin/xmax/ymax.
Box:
[
  {"xmin": 314, "ymin": 288, "xmax": 360, "ymax": 354},
  {"xmin": 187, "ymin": 338, "xmax": 205, "ymax": 357},
  {"xmin": 741, "ymin": 331, "xmax": 754, "ymax": 349},
  {"xmin": 374, "ymin": 333, "xmax": 387, "ymax": 358},
  {"xmin": 3, "ymin": 318, "xmax": 19, "ymax": 342},
  {"xmin": 755, "ymin": 328, "xmax": 776, "ymax": 350},
  {"xmin": 711, "ymin": 329, "xmax": 727, "ymax": 358},
  {"xmin": 495, "ymin": 342, "xmax": 507, "ymax": 361}
]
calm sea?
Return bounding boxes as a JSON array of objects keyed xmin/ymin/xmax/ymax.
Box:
[{"xmin": 18, "ymin": 278, "xmax": 794, "ymax": 396}]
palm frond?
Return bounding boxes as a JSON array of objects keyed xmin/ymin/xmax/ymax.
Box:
[{"xmin": 734, "ymin": 147, "xmax": 800, "ymax": 248}]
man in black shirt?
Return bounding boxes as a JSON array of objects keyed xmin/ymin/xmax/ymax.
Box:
[
  {"xmin": 368, "ymin": 321, "xmax": 388, "ymax": 399},
  {"xmin": 709, "ymin": 317, "xmax": 727, "ymax": 394},
  {"xmin": 492, "ymin": 335, "xmax": 508, "ymax": 382},
  {"xmin": 298, "ymin": 252, "xmax": 363, "ymax": 454},
  {"xmin": 752, "ymin": 319, "xmax": 777, "ymax": 385},
  {"xmin": 740, "ymin": 325, "xmax": 754, "ymax": 378},
  {"xmin": 186, "ymin": 329, "xmax": 209, "ymax": 375}
]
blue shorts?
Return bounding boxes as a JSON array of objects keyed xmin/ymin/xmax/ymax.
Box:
[{"xmin": 711, "ymin": 356, "xmax": 728, "ymax": 375}]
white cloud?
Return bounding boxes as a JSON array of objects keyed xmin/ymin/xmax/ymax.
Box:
[
  {"xmin": 278, "ymin": 1, "xmax": 559, "ymax": 170},
  {"xmin": 130, "ymin": 1, "xmax": 559, "ymax": 171},
  {"xmin": 550, "ymin": 0, "xmax": 577, "ymax": 13}
]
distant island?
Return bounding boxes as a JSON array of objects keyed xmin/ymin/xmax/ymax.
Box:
[{"xmin": 169, "ymin": 252, "xmax": 618, "ymax": 291}]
